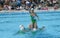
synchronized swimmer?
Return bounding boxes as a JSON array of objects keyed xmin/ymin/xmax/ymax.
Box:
[
  {"xmin": 19, "ymin": 8, "xmax": 46, "ymax": 32},
  {"xmin": 19, "ymin": 8, "xmax": 39, "ymax": 31},
  {"xmin": 29, "ymin": 8, "xmax": 39, "ymax": 31}
]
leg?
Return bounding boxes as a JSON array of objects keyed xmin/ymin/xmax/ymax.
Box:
[
  {"xmin": 34, "ymin": 22, "xmax": 38, "ymax": 29},
  {"xmin": 32, "ymin": 20, "xmax": 38, "ymax": 29}
]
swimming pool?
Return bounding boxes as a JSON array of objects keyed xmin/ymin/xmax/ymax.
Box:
[{"xmin": 0, "ymin": 10, "xmax": 60, "ymax": 38}]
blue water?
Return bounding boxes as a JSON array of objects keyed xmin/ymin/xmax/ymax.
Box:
[{"xmin": 0, "ymin": 11, "xmax": 60, "ymax": 38}]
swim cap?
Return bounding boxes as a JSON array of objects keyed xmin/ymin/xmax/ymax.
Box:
[
  {"xmin": 33, "ymin": 28, "xmax": 37, "ymax": 31},
  {"xmin": 19, "ymin": 25, "xmax": 24, "ymax": 31},
  {"xmin": 31, "ymin": 8, "xmax": 34, "ymax": 10},
  {"xmin": 19, "ymin": 25, "xmax": 22, "ymax": 28}
]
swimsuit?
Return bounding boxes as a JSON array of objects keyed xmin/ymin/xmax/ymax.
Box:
[{"xmin": 30, "ymin": 15, "xmax": 36, "ymax": 23}]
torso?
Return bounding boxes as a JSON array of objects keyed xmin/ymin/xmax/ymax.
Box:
[{"xmin": 30, "ymin": 12, "xmax": 35, "ymax": 16}]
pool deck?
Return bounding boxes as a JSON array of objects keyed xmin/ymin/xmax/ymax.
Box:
[{"xmin": 0, "ymin": 9, "xmax": 60, "ymax": 13}]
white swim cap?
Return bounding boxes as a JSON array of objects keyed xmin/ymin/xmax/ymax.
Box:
[
  {"xmin": 19, "ymin": 25, "xmax": 24, "ymax": 31},
  {"xmin": 31, "ymin": 8, "xmax": 34, "ymax": 10},
  {"xmin": 33, "ymin": 28, "xmax": 37, "ymax": 31}
]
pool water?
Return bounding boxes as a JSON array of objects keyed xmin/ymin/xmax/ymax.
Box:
[{"xmin": 0, "ymin": 11, "xmax": 60, "ymax": 38}]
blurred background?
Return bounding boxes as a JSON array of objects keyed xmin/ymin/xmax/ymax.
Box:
[{"xmin": 0, "ymin": 0, "xmax": 60, "ymax": 11}]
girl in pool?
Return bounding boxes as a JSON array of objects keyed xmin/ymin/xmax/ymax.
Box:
[
  {"xmin": 29, "ymin": 8, "xmax": 39, "ymax": 31},
  {"xmin": 19, "ymin": 25, "xmax": 25, "ymax": 31}
]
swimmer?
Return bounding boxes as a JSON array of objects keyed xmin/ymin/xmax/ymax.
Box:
[
  {"xmin": 39, "ymin": 26, "xmax": 45, "ymax": 30},
  {"xmin": 19, "ymin": 25, "xmax": 25, "ymax": 31},
  {"xmin": 28, "ymin": 23, "xmax": 33, "ymax": 30},
  {"xmin": 29, "ymin": 8, "xmax": 39, "ymax": 30}
]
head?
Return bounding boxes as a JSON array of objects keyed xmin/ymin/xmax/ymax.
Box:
[
  {"xmin": 33, "ymin": 28, "xmax": 37, "ymax": 31},
  {"xmin": 19, "ymin": 25, "xmax": 25, "ymax": 30},
  {"xmin": 19, "ymin": 24, "xmax": 22, "ymax": 27},
  {"xmin": 29, "ymin": 24, "xmax": 32, "ymax": 29},
  {"xmin": 31, "ymin": 8, "xmax": 34, "ymax": 13}
]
